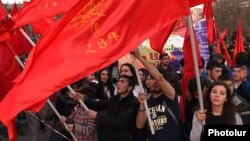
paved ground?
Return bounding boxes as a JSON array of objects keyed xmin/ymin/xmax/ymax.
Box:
[
  {"xmin": 1, "ymin": 124, "xmax": 51, "ymax": 141},
  {"xmin": 0, "ymin": 119, "xmax": 54, "ymax": 141}
]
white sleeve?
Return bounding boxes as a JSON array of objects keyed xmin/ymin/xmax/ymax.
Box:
[
  {"xmin": 190, "ymin": 112, "xmax": 203, "ymax": 141},
  {"xmin": 235, "ymin": 113, "xmax": 243, "ymax": 125},
  {"xmin": 133, "ymin": 85, "xmax": 140, "ymax": 97}
]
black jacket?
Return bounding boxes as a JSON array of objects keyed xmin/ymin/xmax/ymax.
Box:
[{"xmin": 86, "ymin": 93, "xmax": 139, "ymax": 141}]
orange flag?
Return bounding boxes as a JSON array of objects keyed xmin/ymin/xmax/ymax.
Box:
[
  {"xmin": 180, "ymin": 26, "xmax": 202, "ymax": 123},
  {"xmin": 203, "ymin": 2, "xmax": 216, "ymax": 46},
  {"xmin": 233, "ymin": 19, "xmax": 245, "ymax": 64},
  {"xmin": 12, "ymin": 0, "xmax": 79, "ymax": 29},
  {"xmin": 0, "ymin": 0, "xmax": 189, "ymax": 140}
]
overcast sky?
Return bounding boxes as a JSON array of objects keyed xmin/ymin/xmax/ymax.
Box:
[{"xmin": 1, "ymin": 0, "xmax": 31, "ymax": 4}]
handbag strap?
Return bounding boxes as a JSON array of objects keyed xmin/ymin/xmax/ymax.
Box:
[{"xmin": 162, "ymin": 101, "xmax": 179, "ymax": 128}]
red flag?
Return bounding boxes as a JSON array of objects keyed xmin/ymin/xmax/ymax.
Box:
[
  {"xmin": 220, "ymin": 28, "xmax": 229, "ymax": 39},
  {"xmin": 4, "ymin": 4, "xmax": 33, "ymax": 56},
  {"xmin": 12, "ymin": 0, "xmax": 79, "ymax": 29},
  {"xmin": 233, "ymin": 19, "xmax": 245, "ymax": 64},
  {"xmin": 0, "ymin": 1, "xmax": 7, "ymax": 21},
  {"xmin": 180, "ymin": 26, "xmax": 202, "ymax": 123},
  {"xmin": 215, "ymin": 41, "xmax": 221, "ymax": 54},
  {"xmin": 7, "ymin": 29, "xmax": 33, "ymax": 56},
  {"xmin": 0, "ymin": 0, "xmax": 189, "ymax": 140},
  {"xmin": 0, "ymin": 21, "xmax": 10, "ymax": 41},
  {"xmin": 215, "ymin": 24, "xmax": 233, "ymax": 67},
  {"xmin": 31, "ymin": 18, "xmax": 55, "ymax": 35},
  {"xmin": 203, "ymin": 2, "xmax": 215, "ymax": 45},
  {"xmin": 215, "ymin": 28, "xmax": 228, "ymax": 54},
  {"xmin": 150, "ymin": 21, "xmax": 177, "ymax": 53},
  {"xmin": 0, "ymin": 42, "xmax": 20, "ymax": 102},
  {"xmin": 189, "ymin": 0, "xmax": 214, "ymax": 7},
  {"xmin": 11, "ymin": 4, "xmax": 19, "ymax": 16}
]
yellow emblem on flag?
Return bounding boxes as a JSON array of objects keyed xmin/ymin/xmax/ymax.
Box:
[{"xmin": 70, "ymin": 0, "xmax": 107, "ymax": 33}]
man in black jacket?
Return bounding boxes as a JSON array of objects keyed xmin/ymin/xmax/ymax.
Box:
[{"xmin": 83, "ymin": 75, "xmax": 139, "ymax": 141}]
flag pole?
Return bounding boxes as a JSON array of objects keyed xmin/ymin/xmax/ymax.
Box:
[
  {"xmin": 5, "ymin": 41, "xmax": 79, "ymax": 141},
  {"xmin": 187, "ymin": 15, "xmax": 205, "ymax": 114},
  {"xmin": 131, "ymin": 54, "xmax": 155, "ymax": 135},
  {"xmin": 67, "ymin": 85, "xmax": 89, "ymax": 111}
]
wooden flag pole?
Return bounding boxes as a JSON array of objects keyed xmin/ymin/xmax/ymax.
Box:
[
  {"xmin": 186, "ymin": 15, "xmax": 205, "ymax": 118},
  {"xmin": 131, "ymin": 54, "xmax": 155, "ymax": 135}
]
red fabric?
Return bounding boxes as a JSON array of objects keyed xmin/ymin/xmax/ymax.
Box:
[
  {"xmin": 220, "ymin": 28, "xmax": 228, "ymax": 39},
  {"xmin": 31, "ymin": 18, "xmax": 55, "ymax": 35},
  {"xmin": 149, "ymin": 21, "xmax": 177, "ymax": 53},
  {"xmin": 215, "ymin": 25, "xmax": 233, "ymax": 67},
  {"xmin": 203, "ymin": 2, "xmax": 215, "ymax": 45},
  {"xmin": 0, "ymin": 1, "xmax": 7, "ymax": 21},
  {"xmin": 7, "ymin": 28, "xmax": 33, "ymax": 56},
  {"xmin": 215, "ymin": 28, "xmax": 228, "ymax": 54},
  {"xmin": 189, "ymin": 0, "xmax": 214, "ymax": 7},
  {"xmin": 6, "ymin": 5, "xmax": 33, "ymax": 56},
  {"xmin": 233, "ymin": 19, "xmax": 245, "ymax": 64},
  {"xmin": 0, "ymin": 42, "xmax": 20, "ymax": 102},
  {"xmin": 0, "ymin": 0, "xmax": 189, "ymax": 140},
  {"xmin": 180, "ymin": 26, "xmax": 202, "ymax": 123},
  {"xmin": 0, "ymin": 21, "xmax": 10, "ymax": 42},
  {"xmin": 11, "ymin": 4, "xmax": 19, "ymax": 16},
  {"xmin": 12, "ymin": 0, "xmax": 79, "ymax": 29},
  {"xmin": 215, "ymin": 40, "xmax": 221, "ymax": 54}
]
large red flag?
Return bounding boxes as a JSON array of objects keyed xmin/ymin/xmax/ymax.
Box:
[
  {"xmin": 149, "ymin": 21, "xmax": 177, "ymax": 53},
  {"xmin": 0, "ymin": 0, "xmax": 189, "ymax": 140},
  {"xmin": 12, "ymin": 0, "xmax": 79, "ymax": 29},
  {"xmin": 233, "ymin": 19, "xmax": 245, "ymax": 64},
  {"xmin": 180, "ymin": 26, "xmax": 202, "ymax": 123},
  {"xmin": 203, "ymin": 2, "xmax": 215, "ymax": 46},
  {"xmin": 0, "ymin": 1, "xmax": 7, "ymax": 21},
  {"xmin": 189, "ymin": 0, "xmax": 214, "ymax": 7}
]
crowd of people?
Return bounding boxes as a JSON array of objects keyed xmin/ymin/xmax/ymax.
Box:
[{"xmin": 1, "ymin": 47, "xmax": 250, "ymax": 141}]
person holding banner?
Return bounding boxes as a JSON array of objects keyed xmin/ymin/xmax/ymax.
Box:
[
  {"xmin": 190, "ymin": 81, "xmax": 243, "ymax": 141},
  {"xmin": 133, "ymin": 49, "xmax": 183, "ymax": 141}
]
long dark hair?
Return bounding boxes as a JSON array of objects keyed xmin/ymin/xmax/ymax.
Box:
[
  {"xmin": 97, "ymin": 68, "xmax": 115, "ymax": 99},
  {"xmin": 205, "ymin": 81, "xmax": 236, "ymax": 124},
  {"xmin": 120, "ymin": 63, "xmax": 138, "ymax": 85}
]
